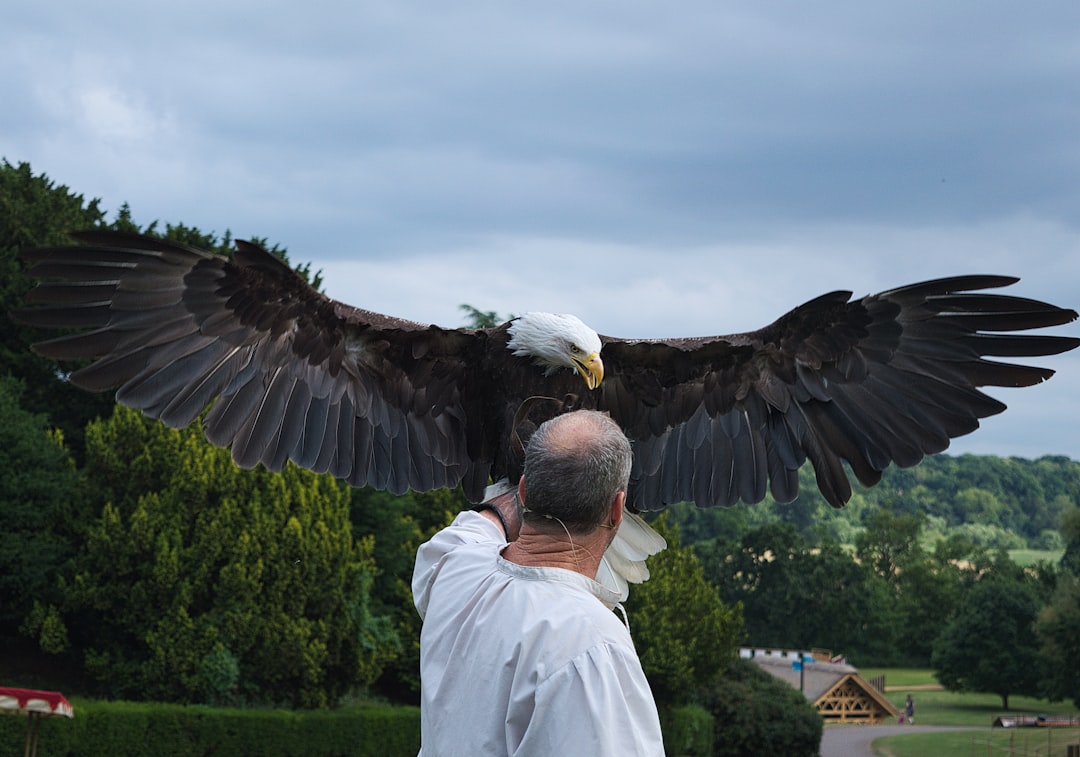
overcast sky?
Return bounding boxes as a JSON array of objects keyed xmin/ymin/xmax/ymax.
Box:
[{"xmin": 3, "ymin": 1, "xmax": 1079, "ymax": 460}]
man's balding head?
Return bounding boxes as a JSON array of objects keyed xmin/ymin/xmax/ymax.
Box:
[{"xmin": 521, "ymin": 410, "xmax": 632, "ymax": 534}]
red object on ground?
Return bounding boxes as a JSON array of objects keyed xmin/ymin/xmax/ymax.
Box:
[
  {"xmin": 0, "ymin": 686, "xmax": 74, "ymax": 757},
  {"xmin": 0, "ymin": 687, "xmax": 74, "ymax": 718}
]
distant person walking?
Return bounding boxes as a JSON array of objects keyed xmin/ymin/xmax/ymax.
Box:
[{"xmin": 905, "ymin": 694, "xmax": 915, "ymax": 725}]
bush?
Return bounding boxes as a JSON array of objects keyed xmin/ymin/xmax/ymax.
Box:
[
  {"xmin": 0, "ymin": 699, "xmax": 420, "ymax": 757},
  {"xmin": 950, "ymin": 522, "xmax": 1026, "ymax": 551},
  {"xmin": 1032, "ymin": 528, "xmax": 1064, "ymax": 551},
  {"xmin": 661, "ymin": 704, "xmax": 714, "ymax": 756},
  {"xmin": 51, "ymin": 407, "xmax": 394, "ymax": 707},
  {"xmin": 626, "ymin": 517, "xmax": 743, "ymax": 706},
  {"xmin": 695, "ymin": 658, "xmax": 822, "ymax": 757}
]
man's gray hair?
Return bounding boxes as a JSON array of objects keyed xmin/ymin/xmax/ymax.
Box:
[{"xmin": 521, "ymin": 410, "xmax": 632, "ymax": 533}]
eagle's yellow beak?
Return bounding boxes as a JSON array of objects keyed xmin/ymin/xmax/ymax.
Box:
[{"xmin": 573, "ymin": 352, "xmax": 604, "ymax": 390}]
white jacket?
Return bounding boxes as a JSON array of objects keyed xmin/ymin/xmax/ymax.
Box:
[{"xmin": 413, "ymin": 511, "xmax": 666, "ymax": 756}]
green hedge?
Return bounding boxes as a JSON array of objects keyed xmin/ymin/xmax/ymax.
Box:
[
  {"xmin": 1, "ymin": 700, "xmax": 720, "ymax": 755},
  {"xmin": 0, "ymin": 700, "xmax": 420, "ymax": 757}
]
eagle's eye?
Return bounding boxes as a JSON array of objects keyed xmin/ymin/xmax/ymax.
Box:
[{"xmin": 569, "ymin": 344, "xmax": 581, "ymax": 354}]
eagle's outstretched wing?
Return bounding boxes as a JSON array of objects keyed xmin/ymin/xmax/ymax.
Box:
[
  {"xmin": 596, "ymin": 277, "xmax": 1079, "ymax": 509},
  {"xmin": 17, "ymin": 230, "xmax": 497, "ymax": 496}
]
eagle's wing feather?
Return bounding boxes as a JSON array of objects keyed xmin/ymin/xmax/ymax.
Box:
[
  {"xmin": 597, "ymin": 276, "xmax": 1079, "ymax": 510},
  {"xmin": 17, "ymin": 231, "xmax": 489, "ymax": 497}
]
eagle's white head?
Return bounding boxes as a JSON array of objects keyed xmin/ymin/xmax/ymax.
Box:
[{"xmin": 506, "ymin": 312, "xmax": 604, "ymax": 390}]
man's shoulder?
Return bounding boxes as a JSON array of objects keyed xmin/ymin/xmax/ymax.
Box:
[{"xmin": 514, "ymin": 577, "xmax": 634, "ymax": 651}]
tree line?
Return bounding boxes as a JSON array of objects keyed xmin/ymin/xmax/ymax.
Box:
[
  {"xmin": 684, "ymin": 508, "xmax": 1080, "ymax": 708},
  {"xmin": 1, "ymin": 160, "xmax": 1077, "ymax": 717},
  {"xmin": 667, "ymin": 453, "xmax": 1080, "ymax": 553}
]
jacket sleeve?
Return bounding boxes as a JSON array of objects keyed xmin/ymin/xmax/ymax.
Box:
[{"xmin": 411, "ymin": 510, "xmax": 504, "ymax": 620}]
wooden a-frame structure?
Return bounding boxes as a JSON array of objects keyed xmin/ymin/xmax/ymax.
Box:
[{"xmin": 743, "ymin": 649, "xmax": 899, "ymax": 724}]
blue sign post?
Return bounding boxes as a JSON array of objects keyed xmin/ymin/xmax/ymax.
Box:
[{"xmin": 792, "ymin": 653, "xmax": 814, "ymax": 692}]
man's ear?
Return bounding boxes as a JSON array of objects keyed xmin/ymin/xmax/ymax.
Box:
[
  {"xmin": 610, "ymin": 491, "xmax": 625, "ymax": 529},
  {"xmin": 517, "ymin": 477, "xmax": 527, "ymax": 506}
]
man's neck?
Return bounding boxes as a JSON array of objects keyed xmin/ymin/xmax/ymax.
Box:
[{"xmin": 502, "ymin": 526, "xmax": 607, "ymax": 579}]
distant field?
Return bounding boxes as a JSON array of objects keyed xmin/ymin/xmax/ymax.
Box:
[
  {"xmin": 858, "ymin": 668, "xmax": 939, "ymax": 690},
  {"xmin": 1008, "ymin": 548, "xmax": 1064, "ymax": 566},
  {"xmin": 856, "ymin": 670, "xmax": 1077, "ymax": 727},
  {"xmin": 835, "ymin": 546, "xmax": 1062, "ymax": 566}
]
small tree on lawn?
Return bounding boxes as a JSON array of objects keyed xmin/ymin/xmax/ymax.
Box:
[
  {"xmin": 1034, "ymin": 573, "xmax": 1080, "ymax": 708},
  {"xmin": 931, "ymin": 567, "xmax": 1043, "ymax": 709}
]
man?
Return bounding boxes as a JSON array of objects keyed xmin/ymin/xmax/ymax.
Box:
[{"xmin": 412, "ymin": 410, "xmax": 665, "ymax": 755}]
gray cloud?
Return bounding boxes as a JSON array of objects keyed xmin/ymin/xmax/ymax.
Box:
[{"xmin": 2, "ymin": 1, "xmax": 1078, "ymax": 458}]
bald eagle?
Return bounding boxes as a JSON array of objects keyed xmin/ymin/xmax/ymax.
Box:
[{"xmin": 17, "ymin": 231, "xmax": 1080, "ymax": 515}]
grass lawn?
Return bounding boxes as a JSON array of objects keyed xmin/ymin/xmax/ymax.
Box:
[
  {"xmin": 835, "ymin": 668, "xmax": 1080, "ymax": 756},
  {"xmin": 872, "ymin": 727, "xmax": 1080, "ymax": 757},
  {"xmin": 880, "ymin": 686, "xmax": 1077, "ymax": 727},
  {"xmin": 858, "ymin": 669, "xmax": 1077, "ymax": 727}
]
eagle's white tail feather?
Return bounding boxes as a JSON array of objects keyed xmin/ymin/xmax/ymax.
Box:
[
  {"xmin": 613, "ymin": 512, "xmax": 667, "ymax": 562},
  {"xmin": 598, "ymin": 512, "xmax": 666, "ymax": 602}
]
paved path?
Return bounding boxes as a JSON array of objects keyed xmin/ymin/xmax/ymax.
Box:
[{"xmin": 820, "ymin": 725, "xmax": 977, "ymax": 757}]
